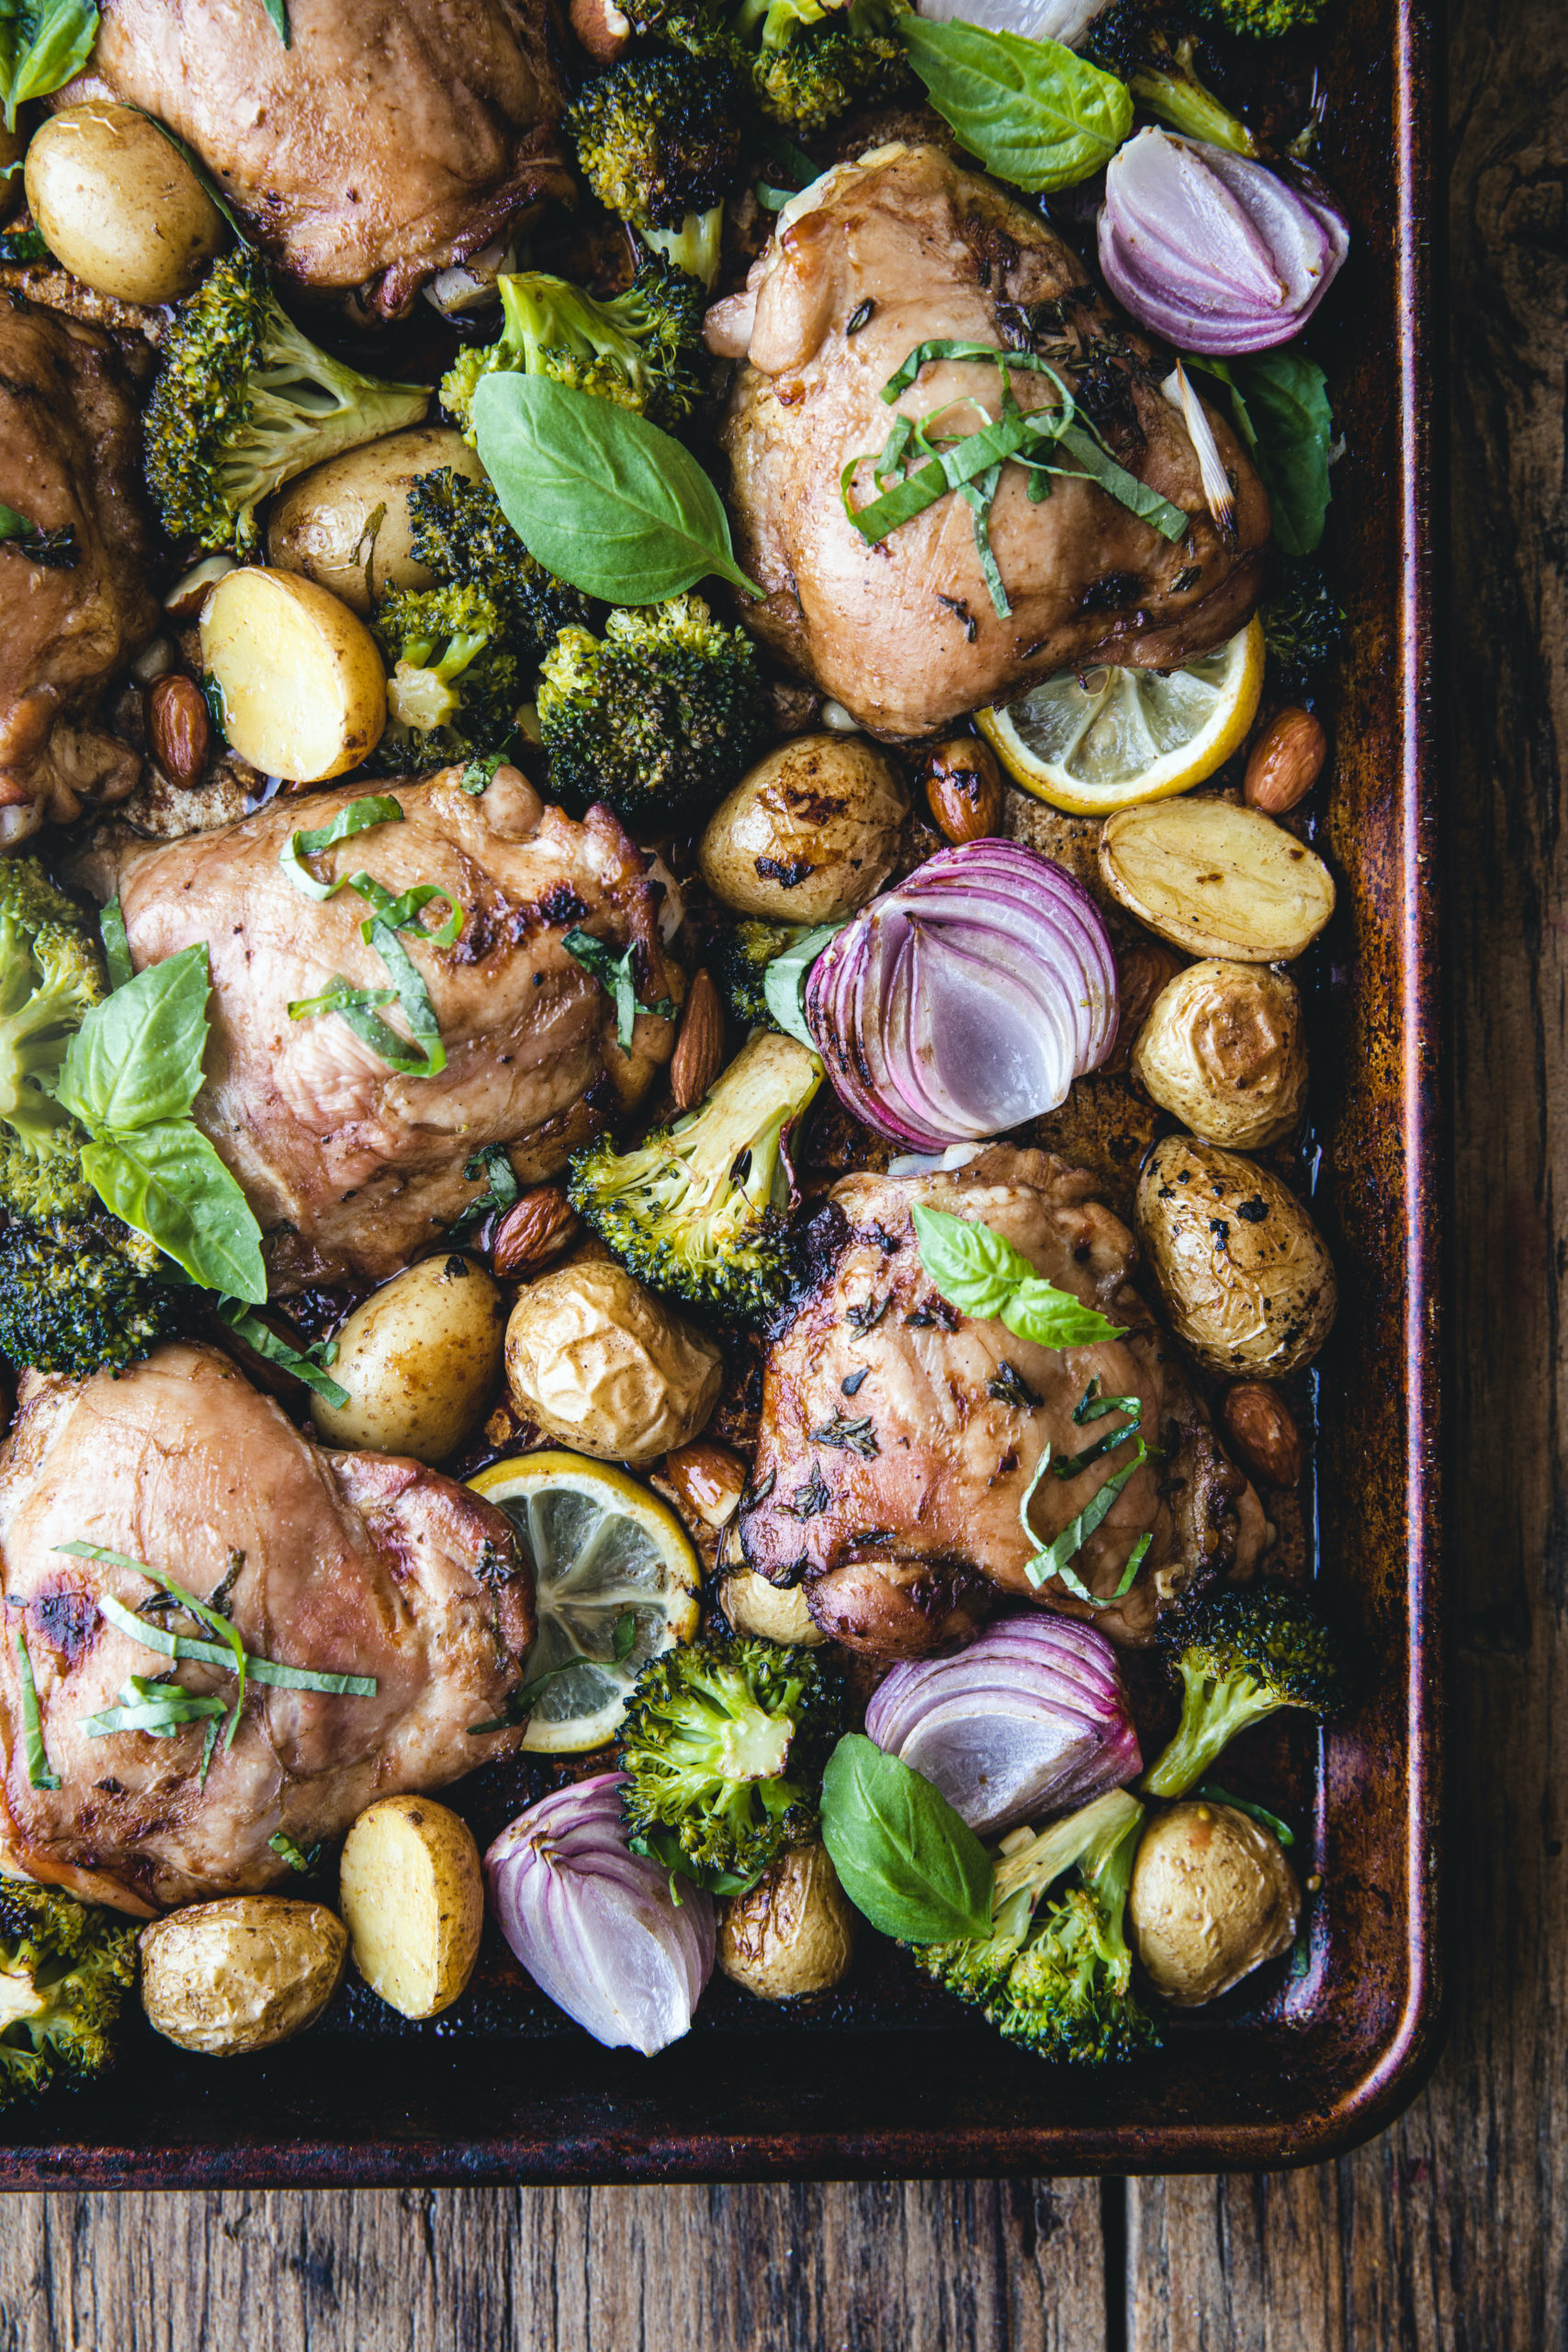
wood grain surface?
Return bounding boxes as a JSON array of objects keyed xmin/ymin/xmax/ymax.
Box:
[{"xmin": 0, "ymin": 0, "xmax": 1555, "ymax": 2342}]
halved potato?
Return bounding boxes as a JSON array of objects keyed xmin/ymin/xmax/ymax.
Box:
[
  {"xmin": 200, "ymin": 568, "xmax": 387, "ymax": 782},
  {"xmin": 140, "ymin": 1897, "xmax": 348, "ymax": 2056},
  {"xmin": 338, "ymin": 1794, "xmax": 483, "ymax": 2019},
  {"xmin": 1100, "ymin": 798, "xmax": 1336, "ymax": 963},
  {"xmin": 267, "ymin": 428, "xmax": 488, "ymax": 615}
]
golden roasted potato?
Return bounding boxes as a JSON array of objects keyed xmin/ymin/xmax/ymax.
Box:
[
  {"xmin": 338, "ymin": 1795, "xmax": 483, "ymax": 2019},
  {"xmin": 716, "ymin": 1566, "xmax": 827, "ymax": 1647},
  {"xmin": 1134, "ymin": 1135, "xmax": 1337, "ymax": 1376},
  {"xmin": 24, "ymin": 102, "xmax": 227, "ymax": 304},
  {"xmin": 504, "ymin": 1260, "xmax": 723, "ymax": 1464},
  {"xmin": 1131, "ymin": 959, "xmax": 1307, "ymax": 1148},
  {"xmin": 311, "ymin": 1254, "xmax": 505, "ymax": 1463},
  {"xmin": 698, "ymin": 735, "xmax": 908, "ymax": 922},
  {"xmin": 1130, "ymin": 1801, "xmax": 1301, "ymax": 2006},
  {"xmin": 1100, "ymin": 798, "xmax": 1336, "ymax": 963},
  {"xmin": 267, "ymin": 428, "xmax": 487, "ymax": 616},
  {"xmin": 200, "ymin": 569, "xmax": 387, "ymax": 782},
  {"xmin": 140, "ymin": 1898, "xmax": 347, "ymax": 2056},
  {"xmin": 717, "ymin": 1843, "xmax": 856, "ymax": 2000}
]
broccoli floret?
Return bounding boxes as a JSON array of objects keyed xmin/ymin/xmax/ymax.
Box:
[
  {"xmin": 440, "ymin": 257, "xmax": 706, "ymax": 437},
  {"xmin": 569, "ymin": 50, "xmax": 744, "ymax": 288},
  {"xmin": 715, "ymin": 920, "xmax": 812, "ymax": 1031},
  {"xmin": 370, "ymin": 582, "xmax": 522, "ymax": 773},
  {"xmin": 0, "ymin": 1218, "xmax": 191, "ymax": 1378},
  {"xmin": 0, "ymin": 859, "xmax": 107, "ymax": 1230},
  {"xmin": 1203, "ymin": 0, "xmax": 1323, "ymax": 35},
  {"xmin": 912, "ymin": 1788, "xmax": 1159, "ymax": 2066},
  {"xmin": 1260, "ymin": 562, "xmax": 1345, "ymax": 690},
  {"xmin": 537, "ymin": 594, "xmax": 770, "ymax": 830},
  {"xmin": 1087, "ymin": 3, "xmax": 1257, "ymax": 153},
  {"xmin": 0, "ymin": 1881, "xmax": 139, "ymax": 2111},
  {"xmin": 144, "ymin": 247, "xmax": 429, "ymax": 555},
  {"xmin": 405, "ymin": 469, "xmax": 592, "ymax": 663},
  {"xmin": 570, "ymin": 1029, "xmax": 821, "ymax": 1317},
  {"xmin": 738, "ymin": 0, "xmax": 913, "ymax": 134},
  {"xmin": 619, "ymin": 1632, "xmax": 842, "ymax": 1892},
  {"xmin": 1142, "ymin": 1584, "xmax": 1352, "ymax": 1799}
]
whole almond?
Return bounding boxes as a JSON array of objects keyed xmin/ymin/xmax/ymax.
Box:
[
  {"xmin": 1221, "ymin": 1383, "xmax": 1305, "ymax": 1487},
  {"xmin": 662, "ymin": 1439, "xmax": 748, "ymax": 1530},
  {"xmin": 145, "ymin": 672, "xmax": 210, "ymax": 789},
  {"xmin": 921, "ymin": 735, "xmax": 1003, "ymax": 844},
  {"xmin": 491, "ymin": 1186, "xmax": 580, "ymax": 1280},
  {"xmin": 1245, "ymin": 707, "xmax": 1327, "ymax": 816},
  {"xmin": 570, "ymin": 0, "xmax": 632, "ymax": 62},
  {"xmin": 671, "ymin": 969, "xmax": 723, "ymax": 1111}
]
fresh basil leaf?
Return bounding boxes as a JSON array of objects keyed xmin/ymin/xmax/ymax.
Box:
[
  {"xmin": 6, "ymin": 0, "xmax": 98, "ymax": 129},
  {"xmin": 1224, "ymin": 355, "xmax": 1333, "ymax": 558},
  {"xmin": 97, "ymin": 898, "xmax": 133, "ymax": 991},
  {"xmin": 1000, "ymin": 1276, "xmax": 1126, "ymax": 1349},
  {"xmin": 911, "ymin": 1202, "xmax": 1035, "ymax": 1320},
  {"xmin": 81, "ymin": 1122, "xmax": 267, "ymax": 1303},
  {"xmin": 761, "ymin": 921, "xmax": 841, "ymax": 1051},
  {"xmin": 277, "ymin": 793, "xmax": 403, "ymax": 900},
  {"xmin": 473, "ymin": 374, "xmax": 761, "ymax": 606},
  {"xmin": 16, "ymin": 1629, "xmax": 59, "ymax": 1790},
  {"xmin": 899, "ymin": 17, "xmax": 1132, "ymax": 194},
  {"xmin": 56, "ymin": 943, "xmax": 210, "ymax": 1131},
  {"xmin": 820, "ymin": 1734, "xmax": 995, "ymax": 1942},
  {"xmin": 213, "ymin": 1301, "xmax": 350, "ymax": 1408}
]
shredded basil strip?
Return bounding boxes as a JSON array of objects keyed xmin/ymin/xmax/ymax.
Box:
[
  {"xmin": 81, "ymin": 1677, "xmax": 231, "ymax": 1740},
  {"xmin": 213, "ymin": 1301, "xmax": 348, "ymax": 1408},
  {"xmin": 450, "ymin": 1142, "xmax": 521, "ymax": 1240},
  {"xmin": 277, "ymin": 796, "xmax": 404, "ymax": 900},
  {"xmin": 351, "ymin": 874, "xmax": 463, "ymax": 950},
  {"xmin": 61, "ymin": 1544, "xmax": 250, "ymax": 1750},
  {"xmin": 469, "ymin": 1611, "xmax": 637, "ymax": 1733},
  {"xmin": 1018, "ymin": 1442, "xmax": 1152, "ymax": 1598},
  {"xmin": 1194, "ymin": 1783, "xmax": 1297, "ymax": 1847},
  {"xmin": 261, "ymin": 0, "xmax": 290, "ymax": 47},
  {"xmin": 15, "ymin": 1629, "xmax": 60, "ymax": 1790},
  {"xmin": 563, "ymin": 928, "xmax": 676, "ymax": 1053},
  {"xmin": 269, "ymin": 1831, "xmax": 321, "ymax": 1873},
  {"xmin": 287, "ymin": 944, "xmax": 446, "ymax": 1079},
  {"xmin": 97, "ymin": 898, "xmax": 133, "ymax": 991}
]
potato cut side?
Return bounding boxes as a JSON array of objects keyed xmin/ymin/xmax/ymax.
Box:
[
  {"xmin": 338, "ymin": 1795, "xmax": 483, "ymax": 2019},
  {"xmin": 200, "ymin": 568, "xmax": 387, "ymax": 783},
  {"xmin": 1099, "ymin": 798, "xmax": 1336, "ymax": 963}
]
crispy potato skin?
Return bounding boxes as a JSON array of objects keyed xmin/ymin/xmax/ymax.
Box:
[
  {"xmin": 1100, "ymin": 799, "xmax": 1336, "ymax": 963},
  {"xmin": 26, "ymin": 102, "xmax": 226, "ymax": 304},
  {"xmin": 1131, "ymin": 959, "xmax": 1307, "ymax": 1148},
  {"xmin": 268, "ymin": 429, "xmax": 487, "ymax": 616},
  {"xmin": 717, "ymin": 1843, "xmax": 855, "ymax": 2000},
  {"xmin": 140, "ymin": 1897, "xmax": 348, "ymax": 2055},
  {"xmin": 504, "ymin": 1261, "xmax": 723, "ymax": 1464},
  {"xmin": 1134, "ymin": 1136, "xmax": 1337, "ymax": 1377},
  {"xmin": 338, "ymin": 1794, "xmax": 483, "ymax": 2019},
  {"xmin": 199, "ymin": 569, "xmax": 387, "ymax": 783},
  {"xmin": 311, "ymin": 1254, "xmax": 505, "ymax": 1463},
  {"xmin": 697, "ymin": 735, "xmax": 908, "ymax": 923},
  {"xmin": 1129, "ymin": 1801, "xmax": 1300, "ymax": 2006}
]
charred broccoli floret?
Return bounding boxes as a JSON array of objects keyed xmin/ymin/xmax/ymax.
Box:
[
  {"xmin": 405, "ymin": 468, "xmax": 592, "ymax": 662},
  {"xmin": 912, "ymin": 1789, "xmax": 1159, "ymax": 2066},
  {"xmin": 569, "ymin": 49, "xmax": 744, "ymax": 288},
  {"xmin": 440, "ymin": 257, "xmax": 706, "ymax": 436},
  {"xmin": 0, "ymin": 858, "xmax": 107, "ymax": 1230},
  {"xmin": 1260, "ymin": 561, "xmax": 1345, "ymax": 690},
  {"xmin": 738, "ymin": 0, "xmax": 913, "ymax": 134},
  {"xmin": 0, "ymin": 1218, "xmax": 190, "ymax": 1378},
  {"xmin": 537, "ymin": 594, "xmax": 770, "ymax": 830},
  {"xmin": 0, "ymin": 1881, "xmax": 139, "ymax": 2110},
  {"xmin": 714, "ymin": 920, "xmax": 812, "ymax": 1031},
  {"xmin": 143, "ymin": 247, "xmax": 428, "ymax": 555},
  {"xmin": 619, "ymin": 1632, "xmax": 842, "ymax": 1893},
  {"xmin": 1142, "ymin": 1584, "xmax": 1352, "ymax": 1798},
  {"xmin": 1203, "ymin": 0, "xmax": 1323, "ymax": 34},
  {"xmin": 1087, "ymin": 2, "xmax": 1258, "ymax": 153},
  {"xmin": 370, "ymin": 583, "xmax": 522, "ymax": 773},
  {"xmin": 570, "ymin": 1030, "xmax": 821, "ymax": 1317}
]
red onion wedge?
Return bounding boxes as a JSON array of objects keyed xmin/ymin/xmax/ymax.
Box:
[
  {"xmin": 864, "ymin": 1613, "xmax": 1141, "ymax": 1838},
  {"xmin": 485, "ymin": 1773, "xmax": 715, "ymax": 2054},
  {"xmin": 1099, "ymin": 129, "xmax": 1349, "ymax": 354},
  {"xmin": 805, "ymin": 840, "xmax": 1118, "ymax": 1148}
]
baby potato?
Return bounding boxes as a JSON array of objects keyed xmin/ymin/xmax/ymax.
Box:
[
  {"xmin": 1130, "ymin": 1801, "xmax": 1301, "ymax": 2007},
  {"xmin": 1134, "ymin": 1135, "xmax": 1337, "ymax": 1377},
  {"xmin": 311, "ymin": 1254, "xmax": 505, "ymax": 1464},
  {"xmin": 505, "ymin": 1260, "xmax": 723, "ymax": 1464},
  {"xmin": 267, "ymin": 428, "xmax": 487, "ymax": 616},
  {"xmin": 140, "ymin": 1897, "xmax": 347, "ymax": 2056},
  {"xmin": 1100, "ymin": 797, "xmax": 1336, "ymax": 963},
  {"xmin": 200, "ymin": 568, "xmax": 387, "ymax": 782},
  {"xmin": 25, "ymin": 102, "xmax": 227, "ymax": 305},
  {"xmin": 717, "ymin": 1843, "xmax": 855, "ymax": 2001},
  {"xmin": 716, "ymin": 1567, "xmax": 826, "ymax": 1648},
  {"xmin": 339, "ymin": 1795, "xmax": 483, "ymax": 2020},
  {"xmin": 698, "ymin": 734, "xmax": 908, "ymax": 922},
  {"xmin": 1132, "ymin": 959, "xmax": 1307, "ymax": 1148}
]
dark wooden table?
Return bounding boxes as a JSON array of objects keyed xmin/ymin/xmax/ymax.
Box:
[{"xmin": 0, "ymin": 1, "xmax": 1553, "ymax": 2340}]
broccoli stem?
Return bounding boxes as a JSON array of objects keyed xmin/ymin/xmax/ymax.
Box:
[
  {"xmin": 639, "ymin": 204, "xmax": 727, "ymax": 290},
  {"xmin": 991, "ymin": 1788, "xmax": 1144, "ymax": 1940},
  {"xmin": 1140, "ymin": 1659, "xmax": 1281, "ymax": 1797},
  {"xmin": 1131, "ymin": 54, "xmax": 1258, "ymax": 155}
]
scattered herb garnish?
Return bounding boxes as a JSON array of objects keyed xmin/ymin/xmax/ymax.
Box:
[
  {"xmin": 897, "ymin": 17, "xmax": 1132, "ymax": 195},
  {"xmin": 844, "ymin": 1295, "xmax": 889, "ymax": 1334},
  {"xmin": 1017, "ymin": 1443, "xmax": 1152, "ymax": 1601},
  {"xmin": 841, "ymin": 1367, "xmax": 870, "ymax": 1397},
  {"xmin": 212, "ymin": 1301, "xmax": 349, "ymax": 1408},
  {"xmin": 1194, "ymin": 1784, "xmax": 1296, "ymax": 1848},
  {"xmin": 449, "ymin": 1142, "xmax": 521, "ymax": 1242},
  {"xmin": 782, "ymin": 1463, "xmax": 832, "ymax": 1521},
  {"xmin": 846, "ymin": 298, "xmax": 876, "ymax": 335},
  {"xmin": 79, "ymin": 1676, "xmax": 230, "ymax": 1742},
  {"xmin": 0, "ymin": 0, "xmax": 101, "ymax": 136},
  {"xmin": 277, "ymin": 795, "xmax": 404, "ymax": 902},
  {"xmin": 562, "ymin": 928, "xmax": 676, "ymax": 1053},
  {"xmin": 287, "ymin": 971, "xmax": 446, "ymax": 1079},
  {"xmin": 820, "ymin": 1734, "xmax": 995, "ymax": 1943},
  {"xmin": 268, "ymin": 1832, "xmax": 321, "ymax": 1874},
  {"xmin": 807, "ymin": 1414, "xmax": 879, "ymax": 1457},
  {"xmin": 912, "ymin": 1204, "xmax": 1125, "ymax": 1350},
  {"xmin": 15, "ymin": 1628, "xmax": 59, "ymax": 1791},
  {"xmin": 761, "ymin": 920, "xmax": 842, "ymax": 1052},
  {"xmin": 987, "ymin": 1362, "xmax": 1042, "ymax": 1411}
]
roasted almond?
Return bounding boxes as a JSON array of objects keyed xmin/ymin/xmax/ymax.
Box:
[
  {"xmin": 661, "ymin": 1439, "xmax": 748, "ymax": 1530},
  {"xmin": 1244, "ymin": 707, "xmax": 1327, "ymax": 816},
  {"xmin": 144, "ymin": 672, "xmax": 210, "ymax": 789},
  {"xmin": 921, "ymin": 734, "xmax": 1003, "ymax": 844},
  {"xmin": 570, "ymin": 0, "xmax": 632, "ymax": 62},
  {"xmin": 1221, "ymin": 1382, "xmax": 1305, "ymax": 1487},
  {"xmin": 671, "ymin": 969, "xmax": 723, "ymax": 1111},
  {"xmin": 491, "ymin": 1185, "xmax": 580, "ymax": 1280}
]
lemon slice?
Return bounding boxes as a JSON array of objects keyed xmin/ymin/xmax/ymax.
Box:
[
  {"xmin": 977, "ymin": 617, "xmax": 1264, "ymax": 816},
  {"xmin": 468, "ymin": 1452, "xmax": 701, "ymax": 1754}
]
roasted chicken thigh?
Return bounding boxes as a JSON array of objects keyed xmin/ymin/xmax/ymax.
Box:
[
  {"xmin": 0, "ymin": 1344, "xmax": 535, "ymax": 1915},
  {"xmin": 92, "ymin": 766, "xmax": 682, "ymax": 1283},
  {"xmin": 739, "ymin": 1148, "xmax": 1268, "ymax": 1655},
  {"xmin": 706, "ymin": 144, "xmax": 1270, "ymax": 739}
]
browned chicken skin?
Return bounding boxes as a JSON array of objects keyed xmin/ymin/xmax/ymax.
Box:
[
  {"xmin": 67, "ymin": 0, "xmax": 574, "ymax": 315},
  {"xmin": 0, "ymin": 297, "xmax": 155, "ymax": 842},
  {"xmin": 88, "ymin": 766, "xmax": 682, "ymax": 1283},
  {"xmin": 707, "ymin": 144, "xmax": 1270, "ymax": 740},
  {"xmin": 0, "ymin": 1344, "xmax": 535, "ymax": 1915},
  {"xmin": 739, "ymin": 1147, "xmax": 1268, "ymax": 1655}
]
